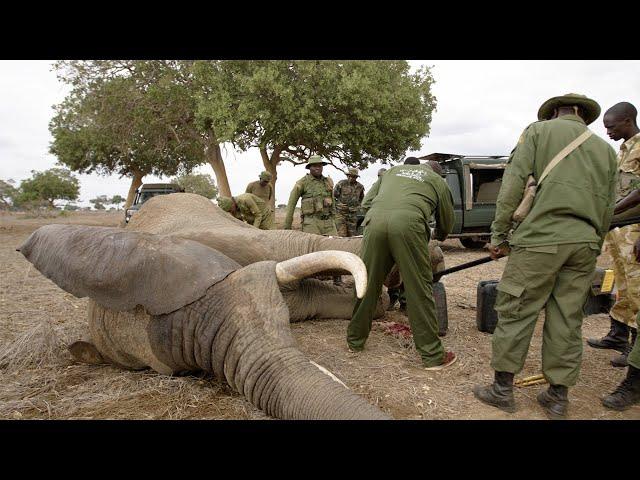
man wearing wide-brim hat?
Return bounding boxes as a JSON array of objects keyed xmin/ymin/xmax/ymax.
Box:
[
  {"xmin": 283, "ymin": 155, "xmax": 338, "ymax": 235},
  {"xmin": 473, "ymin": 93, "xmax": 619, "ymax": 419},
  {"xmin": 334, "ymin": 167, "xmax": 365, "ymax": 237}
]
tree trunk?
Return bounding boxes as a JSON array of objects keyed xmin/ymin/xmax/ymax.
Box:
[
  {"xmin": 124, "ymin": 171, "xmax": 144, "ymax": 210},
  {"xmin": 205, "ymin": 133, "xmax": 231, "ymax": 198},
  {"xmin": 260, "ymin": 146, "xmax": 280, "ymax": 211}
]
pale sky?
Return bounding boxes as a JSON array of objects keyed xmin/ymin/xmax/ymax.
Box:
[{"xmin": 1, "ymin": 60, "xmax": 638, "ymax": 207}]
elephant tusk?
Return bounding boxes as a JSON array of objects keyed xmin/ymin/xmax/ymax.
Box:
[
  {"xmin": 275, "ymin": 250, "xmax": 368, "ymax": 299},
  {"xmin": 310, "ymin": 361, "xmax": 347, "ymax": 388}
]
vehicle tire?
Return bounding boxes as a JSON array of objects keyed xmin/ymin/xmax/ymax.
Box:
[{"xmin": 460, "ymin": 238, "xmax": 487, "ymax": 249}]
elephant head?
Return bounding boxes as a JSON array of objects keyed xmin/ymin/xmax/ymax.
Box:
[
  {"xmin": 125, "ymin": 193, "xmax": 444, "ymax": 319},
  {"xmin": 18, "ymin": 224, "xmax": 390, "ymax": 420}
]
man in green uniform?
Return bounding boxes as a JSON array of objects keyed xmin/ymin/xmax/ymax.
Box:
[
  {"xmin": 334, "ymin": 168, "xmax": 365, "ymax": 237},
  {"xmin": 361, "ymin": 168, "xmax": 387, "ymax": 214},
  {"xmin": 283, "ymin": 156, "xmax": 337, "ymax": 235},
  {"xmin": 245, "ymin": 171, "xmax": 275, "ymax": 209},
  {"xmin": 587, "ymin": 102, "xmax": 640, "ymax": 368},
  {"xmin": 218, "ymin": 192, "xmax": 275, "ymax": 230},
  {"xmin": 472, "ymin": 93, "xmax": 618, "ymax": 419},
  {"xmin": 347, "ymin": 157, "xmax": 456, "ymax": 369}
]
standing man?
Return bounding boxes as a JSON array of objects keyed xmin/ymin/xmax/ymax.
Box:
[
  {"xmin": 218, "ymin": 193, "xmax": 275, "ymax": 230},
  {"xmin": 334, "ymin": 168, "xmax": 365, "ymax": 237},
  {"xmin": 245, "ymin": 171, "xmax": 275, "ymax": 209},
  {"xmin": 347, "ymin": 157, "xmax": 456, "ymax": 370},
  {"xmin": 472, "ymin": 93, "xmax": 618, "ymax": 419},
  {"xmin": 587, "ymin": 102, "xmax": 640, "ymax": 368},
  {"xmin": 283, "ymin": 155, "xmax": 337, "ymax": 235}
]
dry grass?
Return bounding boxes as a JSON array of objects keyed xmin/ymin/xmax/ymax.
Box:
[{"xmin": 1, "ymin": 210, "xmax": 638, "ymax": 420}]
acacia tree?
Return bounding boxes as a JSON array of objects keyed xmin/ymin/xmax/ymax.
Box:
[
  {"xmin": 15, "ymin": 168, "xmax": 80, "ymax": 209},
  {"xmin": 110, "ymin": 195, "xmax": 125, "ymax": 209},
  {"xmin": 49, "ymin": 60, "xmax": 232, "ymax": 209},
  {"xmin": 170, "ymin": 172, "xmax": 218, "ymax": 199},
  {"xmin": 0, "ymin": 179, "xmax": 17, "ymax": 210},
  {"xmin": 194, "ymin": 60, "xmax": 437, "ymax": 208}
]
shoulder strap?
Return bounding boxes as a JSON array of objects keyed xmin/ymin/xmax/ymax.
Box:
[{"xmin": 538, "ymin": 129, "xmax": 593, "ymax": 184}]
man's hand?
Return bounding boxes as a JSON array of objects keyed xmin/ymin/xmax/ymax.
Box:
[
  {"xmin": 634, "ymin": 237, "xmax": 640, "ymax": 263},
  {"xmin": 488, "ymin": 243, "xmax": 510, "ymax": 260}
]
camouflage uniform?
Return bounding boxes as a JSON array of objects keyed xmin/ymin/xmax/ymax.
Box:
[
  {"xmin": 245, "ymin": 171, "xmax": 275, "ymax": 209},
  {"xmin": 219, "ymin": 193, "xmax": 275, "ymax": 230},
  {"xmin": 283, "ymin": 157, "xmax": 337, "ymax": 235},
  {"xmin": 604, "ymin": 132, "xmax": 640, "ymax": 328},
  {"xmin": 334, "ymin": 168, "xmax": 365, "ymax": 237}
]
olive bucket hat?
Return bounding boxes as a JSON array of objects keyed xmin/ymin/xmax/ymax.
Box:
[
  {"xmin": 305, "ymin": 155, "xmax": 329, "ymax": 169},
  {"xmin": 259, "ymin": 171, "xmax": 272, "ymax": 181},
  {"xmin": 347, "ymin": 168, "xmax": 360, "ymax": 177},
  {"xmin": 537, "ymin": 93, "xmax": 601, "ymax": 125}
]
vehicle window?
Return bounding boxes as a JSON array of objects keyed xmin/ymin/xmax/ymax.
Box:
[
  {"xmin": 138, "ymin": 191, "xmax": 159, "ymax": 204},
  {"xmin": 445, "ymin": 173, "xmax": 462, "ymax": 208},
  {"xmin": 472, "ymin": 170, "xmax": 503, "ymax": 203}
]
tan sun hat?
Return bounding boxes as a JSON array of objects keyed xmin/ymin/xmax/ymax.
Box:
[
  {"xmin": 347, "ymin": 168, "xmax": 359, "ymax": 177},
  {"xmin": 537, "ymin": 93, "xmax": 601, "ymax": 125},
  {"xmin": 305, "ymin": 155, "xmax": 329, "ymax": 169}
]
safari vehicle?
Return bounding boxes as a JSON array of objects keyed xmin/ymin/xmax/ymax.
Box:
[
  {"xmin": 124, "ymin": 183, "xmax": 185, "ymax": 223},
  {"xmin": 420, "ymin": 153, "xmax": 508, "ymax": 248}
]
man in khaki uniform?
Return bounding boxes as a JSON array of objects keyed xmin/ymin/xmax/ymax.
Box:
[
  {"xmin": 334, "ymin": 168, "xmax": 365, "ymax": 237},
  {"xmin": 245, "ymin": 171, "xmax": 274, "ymax": 208},
  {"xmin": 473, "ymin": 94, "xmax": 618, "ymax": 419},
  {"xmin": 283, "ymin": 156, "xmax": 337, "ymax": 235},
  {"xmin": 218, "ymin": 193, "xmax": 275, "ymax": 230},
  {"xmin": 587, "ymin": 102, "xmax": 640, "ymax": 367}
]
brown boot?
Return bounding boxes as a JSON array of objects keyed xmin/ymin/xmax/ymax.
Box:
[
  {"xmin": 473, "ymin": 371, "xmax": 516, "ymax": 413},
  {"xmin": 537, "ymin": 384, "xmax": 569, "ymax": 419}
]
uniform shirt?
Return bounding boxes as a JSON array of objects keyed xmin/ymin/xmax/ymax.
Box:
[
  {"xmin": 245, "ymin": 181, "xmax": 274, "ymax": 205},
  {"xmin": 365, "ymin": 163, "xmax": 454, "ymax": 241},
  {"xmin": 284, "ymin": 174, "xmax": 335, "ymax": 229},
  {"xmin": 361, "ymin": 178, "xmax": 381, "ymax": 213},
  {"xmin": 615, "ymin": 131, "xmax": 640, "ymax": 200},
  {"xmin": 334, "ymin": 179, "xmax": 364, "ymax": 213},
  {"xmin": 234, "ymin": 193, "xmax": 270, "ymax": 228},
  {"xmin": 491, "ymin": 114, "xmax": 618, "ymax": 248}
]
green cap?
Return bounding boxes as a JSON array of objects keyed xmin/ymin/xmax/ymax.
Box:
[
  {"xmin": 259, "ymin": 171, "xmax": 272, "ymax": 181},
  {"xmin": 537, "ymin": 93, "xmax": 601, "ymax": 125},
  {"xmin": 347, "ymin": 168, "xmax": 359, "ymax": 177},
  {"xmin": 305, "ymin": 155, "xmax": 329, "ymax": 169},
  {"xmin": 217, "ymin": 196, "xmax": 234, "ymax": 212}
]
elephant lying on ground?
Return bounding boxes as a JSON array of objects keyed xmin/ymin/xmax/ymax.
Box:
[
  {"xmin": 18, "ymin": 225, "xmax": 390, "ymax": 420},
  {"xmin": 126, "ymin": 193, "xmax": 445, "ymax": 320}
]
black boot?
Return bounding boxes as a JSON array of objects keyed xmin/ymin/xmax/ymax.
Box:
[
  {"xmin": 602, "ymin": 365, "xmax": 640, "ymax": 411},
  {"xmin": 610, "ymin": 328, "xmax": 637, "ymax": 368},
  {"xmin": 537, "ymin": 384, "xmax": 569, "ymax": 419},
  {"xmin": 587, "ymin": 318, "xmax": 630, "ymax": 352},
  {"xmin": 387, "ymin": 289, "xmax": 399, "ymax": 311},
  {"xmin": 473, "ymin": 371, "xmax": 516, "ymax": 413}
]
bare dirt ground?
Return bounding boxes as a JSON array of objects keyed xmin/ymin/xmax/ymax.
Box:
[{"xmin": 1, "ymin": 209, "xmax": 638, "ymax": 420}]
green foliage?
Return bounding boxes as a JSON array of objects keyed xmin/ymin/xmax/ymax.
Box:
[
  {"xmin": 15, "ymin": 168, "xmax": 80, "ymax": 208},
  {"xmin": 63, "ymin": 203, "xmax": 80, "ymax": 211},
  {"xmin": 194, "ymin": 60, "xmax": 437, "ymax": 169},
  {"xmin": 0, "ymin": 179, "xmax": 18, "ymax": 209},
  {"xmin": 170, "ymin": 172, "xmax": 218, "ymax": 199},
  {"xmin": 49, "ymin": 61, "xmax": 207, "ymax": 181},
  {"xmin": 110, "ymin": 195, "xmax": 125, "ymax": 209},
  {"xmin": 89, "ymin": 195, "xmax": 109, "ymax": 210}
]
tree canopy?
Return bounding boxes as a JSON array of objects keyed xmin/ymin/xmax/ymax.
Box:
[
  {"xmin": 170, "ymin": 172, "xmax": 218, "ymax": 199},
  {"xmin": 14, "ymin": 168, "xmax": 80, "ymax": 208}
]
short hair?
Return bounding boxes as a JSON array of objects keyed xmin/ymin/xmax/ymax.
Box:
[
  {"xmin": 403, "ymin": 157, "xmax": 420, "ymax": 165},
  {"xmin": 605, "ymin": 102, "xmax": 638, "ymax": 124}
]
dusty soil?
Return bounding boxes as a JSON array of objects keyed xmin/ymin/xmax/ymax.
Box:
[{"xmin": 0, "ymin": 209, "xmax": 638, "ymax": 420}]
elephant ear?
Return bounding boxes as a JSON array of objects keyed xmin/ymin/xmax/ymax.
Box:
[{"xmin": 18, "ymin": 224, "xmax": 240, "ymax": 315}]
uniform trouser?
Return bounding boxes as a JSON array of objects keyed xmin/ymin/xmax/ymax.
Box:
[
  {"xmin": 258, "ymin": 209, "xmax": 275, "ymax": 230},
  {"xmin": 604, "ymin": 226, "xmax": 640, "ymax": 327},
  {"xmin": 491, "ymin": 243, "xmax": 599, "ymax": 386},
  {"xmin": 347, "ymin": 213, "xmax": 444, "ymax": 367},
  {"xmin": 336, "ymin": 212, "xmax": 358, "ymax": 237},
  {"xmin": 629, "ymin": 311, "xmax": 640, "ymax": 369},
  {"xmin": 301, "ymin": 215, "xmax": 338, "ymax": 235}
]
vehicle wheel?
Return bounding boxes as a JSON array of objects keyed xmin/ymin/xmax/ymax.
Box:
[{"xmin": 460, "ymin": 238, "xmax": 487, "ymax": 249}]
